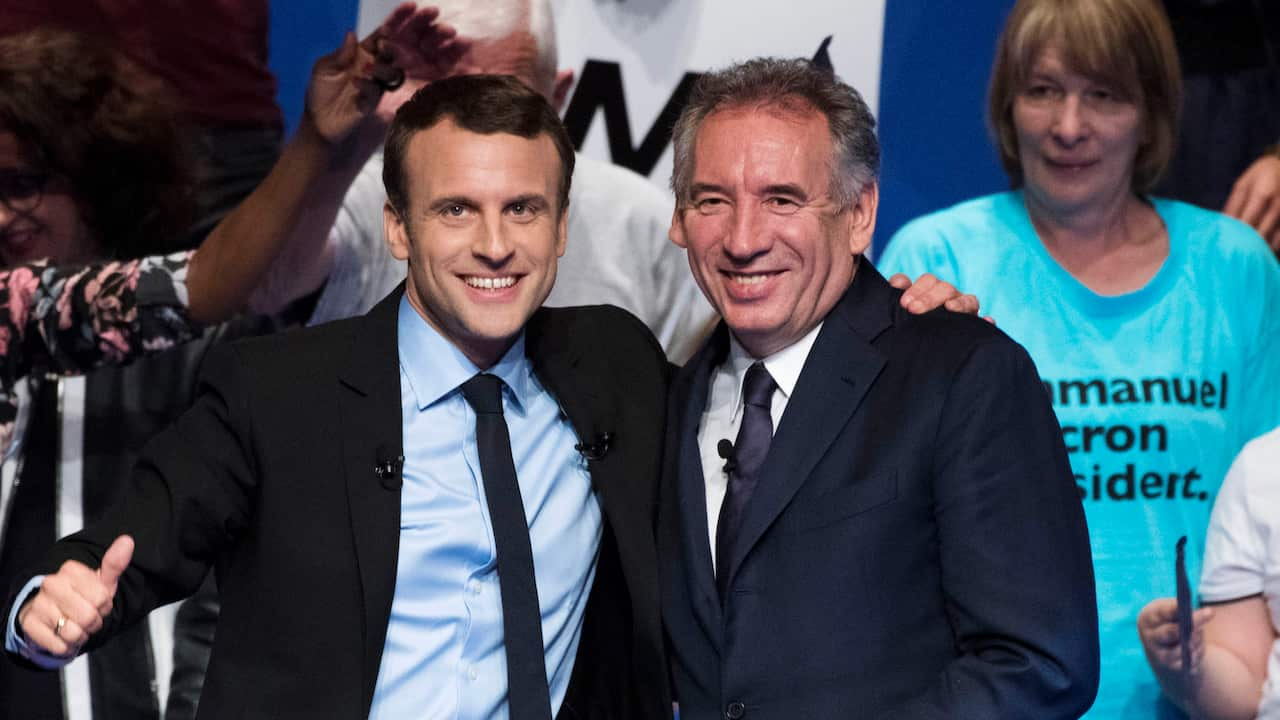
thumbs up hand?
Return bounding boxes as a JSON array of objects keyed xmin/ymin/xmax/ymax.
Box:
[{"xmin": 16, "ymin": 535, "xmax": 134, "ymax": 657}]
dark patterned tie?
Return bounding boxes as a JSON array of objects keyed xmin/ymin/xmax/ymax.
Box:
[
  {"xmin": 460, "ymin": 373, "xmax": 552, "ymax": 720},
  {"xmin": 715, "ymin": 362, "xmax": 777, "ymax": 602}
]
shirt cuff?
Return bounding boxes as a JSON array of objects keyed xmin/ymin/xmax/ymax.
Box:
[{"xmin": 5, "ymin": 576, "xmax": 74, "ymax": 670}]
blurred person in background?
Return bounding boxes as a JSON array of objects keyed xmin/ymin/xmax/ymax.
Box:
[
  {"xmin": 0, "ymin": 1, "xmax": 285, "ymax": 249},
  {"xmin": 1157, "ymin": 0, "xmax": 1280, "ymax": 252},
  {"xmin": 0, "ymin": 8, "xmax": 457, "ymax": 718},
  {"xmin": 879, "ymin": 0, "xmax": 1280, "ymax": 716},
  {"xmin": 1140, "ymin": 425, "xmax": 1280, "ymax": 720}
]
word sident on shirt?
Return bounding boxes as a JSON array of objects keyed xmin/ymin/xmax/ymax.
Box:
[{"xmin": 1043, "ymin": 373, "xmax": 1227, "ymax": 504}]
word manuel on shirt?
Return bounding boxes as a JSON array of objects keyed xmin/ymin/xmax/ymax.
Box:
[
  {"xmin": 1042, "ymin": 374, "xmax": 1227, "ymax": 411},
  {"xmin": 1043, "ymin": 373, "xmax": 1226, "ymax": 504}
]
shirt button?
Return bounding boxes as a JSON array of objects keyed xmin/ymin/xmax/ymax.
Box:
[
  {"xmin": 725, "ymin": 701, "xmax": 745, "ymax": 719},
  {"xmin": 467, "ymin": 667, "xmax": 478, "ymax": 682}
]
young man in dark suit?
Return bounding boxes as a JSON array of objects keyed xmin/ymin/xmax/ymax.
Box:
[
  {"xmin": 5, "ymin": 74, "xmax": 669, "ymax": 720},
  {"xmin": 659, "ymin": 57, "xmax": 1101, "ymax": 719}
]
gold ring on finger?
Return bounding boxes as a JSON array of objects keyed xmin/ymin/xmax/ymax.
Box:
[{"xmin": 54, "ymin": 616, "xmax": 67, "ymax": 638}]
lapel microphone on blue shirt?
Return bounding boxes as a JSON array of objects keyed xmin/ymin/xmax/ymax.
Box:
[
  {"xmin": 374, "ymin": 444, "xmax": 405, "ymax": 490},
  {"xmin": 718, "ymin": 439, "xmax": 736, "ymax": 473},
  {"xmin": 574, "ymin": 432, "xmax": 613, "ymax": 461}
]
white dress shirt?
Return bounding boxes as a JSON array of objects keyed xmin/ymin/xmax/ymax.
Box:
[{"xmin": 697, "ymin": 323, "xmax": 824, "ymax": 570}]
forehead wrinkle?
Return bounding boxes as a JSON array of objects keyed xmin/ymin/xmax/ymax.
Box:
[{"xmin": 403, "ymin": 123, "xmax": 559, "ymax": 215}]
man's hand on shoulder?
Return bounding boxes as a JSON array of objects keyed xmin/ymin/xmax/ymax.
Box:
[
  {"xmin": 889, "ymin": 272, "xmax": 992, "ymax": 322},
  {"xmin": 16, "ymin": 535, "xmax": 134, "ymax": 658}
]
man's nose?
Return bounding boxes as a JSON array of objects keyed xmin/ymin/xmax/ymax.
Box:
[
  {"xmin": 723, "ymin": 205, "xmax": 772, "ymax": 262},
  {"xmin": 472, "ymin": 216, "xmax": 516, "ymax": 265}
]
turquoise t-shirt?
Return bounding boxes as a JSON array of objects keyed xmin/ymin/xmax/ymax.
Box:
[{"xmin": 880, "ymin": 191, "xmax": 1280, "ymax": 718}]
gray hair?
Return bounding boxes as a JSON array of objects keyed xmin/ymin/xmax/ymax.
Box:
[
  {"xmin": 432, "ymin": 0, "xmax": 558, "ymax": 95},
  {"xmin": 670, "ymin": 57, "xmax": 879, "ymax": 209}
]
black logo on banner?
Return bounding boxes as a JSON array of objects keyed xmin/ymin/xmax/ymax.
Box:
[
  {"xmin": 562, "ymin": 37, "xmax": 837, "ymax": 177},
  {"xmin": 562, "ymin": 60, "xmax": 700, "ymax": 176}
]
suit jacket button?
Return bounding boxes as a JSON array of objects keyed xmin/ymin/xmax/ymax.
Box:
[{"xmin": 725, "ymin": 701, "xmax": 746, "ymax": 719}]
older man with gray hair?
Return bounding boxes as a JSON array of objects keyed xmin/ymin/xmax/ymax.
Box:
[
  {"xmin": 261, "ymin": 0, "xmax": 975, "ymax": 363},
  {"xmin": 658, "ymin": 57, "xmax": 1101, "ymax": 719}
]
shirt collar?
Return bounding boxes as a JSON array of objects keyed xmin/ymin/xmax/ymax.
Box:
[
  {"xmin": 396, "ymin": 295, "xmax": 534, "ymax": 414},
  {"xmin": 725, "ymin": 321, "xmax": 824, "ymax": 422}
]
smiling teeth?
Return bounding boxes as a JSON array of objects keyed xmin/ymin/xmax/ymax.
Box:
[
  {"xmin": 465, "ymin": 276, "xmax": 516, "ymax": 289},
  {"xmin": 731, "ymin": 274, "xmax": 770, "ymax": 285}
]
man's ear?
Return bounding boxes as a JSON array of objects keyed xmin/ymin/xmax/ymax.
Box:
[
  {"xmin": 847, "ymin": 181, "xmax": 879, "ymax": 257},
  {"xmin": 555, "ymin": 200, "xmax": 569, "ymax": 258},
  {"xmin": 384, "ymin": 201, "xmax": 411, "ymax": 261},
  {"xmin": 669, "ymin": 206, "xmax": 688, "ymax": 249},
  {"xmin": 551, "ymin": 69, "xmax": 575, "ymax": 113}
]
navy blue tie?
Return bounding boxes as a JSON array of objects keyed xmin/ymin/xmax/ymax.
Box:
[
  {"xmin": 716, "ymin": 362, "xmax": 777, "ymax": 602},
  {"xmin": 460, "ymin": 373, "xmax": 552, "ymax": 720}
]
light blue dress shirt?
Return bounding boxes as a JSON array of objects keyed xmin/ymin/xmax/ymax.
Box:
[{"xmin": 368, "ymin": 296, "xmax": 602, "ymax": 720}]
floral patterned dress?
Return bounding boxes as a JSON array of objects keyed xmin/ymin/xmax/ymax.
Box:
[{"xmin": 0, "ymin": 251, "xmax": 200, "ymax": 458}]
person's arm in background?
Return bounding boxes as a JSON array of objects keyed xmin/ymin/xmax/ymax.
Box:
[
  {"xmin": 1223, "ymin": 147, "xmax": 1280, "ymax": 252},
  {"xmin": 246, "ymin": 4, "xmax": 470, "ymax": 316},
  {"xmin": 184, "ymin": 4, "xmax": 462, "ymax": 324},
  {"xmin": 185, "ymin": 4, "xmax": 449, "ymax": 324},
  {"xmin": 1140, "ymin": 597, "xmax": 1270, "ymax": 720},
  {"xmin": 0, "ymin": 15, "xmax": 433, "ymax": 380},
  {"xmin": 1139, "ymin": 431, "xmax": 1279, "ymax": 719}
]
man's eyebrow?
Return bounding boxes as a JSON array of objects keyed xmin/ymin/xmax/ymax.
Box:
[
  {"xmin": 504, "ymin": 193, "xmax": 550, "ymax": 207},
  {"xmin": 760, "ymin": 183, "xmax": 808, "ymax": 200},
  {"xmin": 689, "ymin": 182, "xmax": 728, "ymax": 196},
  {"xmin": 426, "ymin": 196, "xmax": 476, "ymax": 211}
]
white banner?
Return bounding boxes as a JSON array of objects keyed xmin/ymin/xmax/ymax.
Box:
[
  {"xmin": 356, "ymin": 0, "xmax": 886, "ymax": 191},
  {"xmin": 550, "ymin": 0, "xmax": 885, "ymax": 190}
]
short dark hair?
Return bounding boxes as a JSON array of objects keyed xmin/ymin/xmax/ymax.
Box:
[
  {"xmin": 671, "ymin": 57, "xmax": 879, "ymax": 209},
  {"xmin": 0, "ymin": 29, "xmax": 193, "ymax": 258},
  {"xmin": 382, "ymin": 74, "xmax": 575, "ymax": 216}
]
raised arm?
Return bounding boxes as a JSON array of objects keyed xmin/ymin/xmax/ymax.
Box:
[
  {"xmin": 246, "ymin": 4, "xmax": 470, "ymax": 315},
  {"xmin": 187, "ymin": 3, "xmax": 466, "ymax": 324}
]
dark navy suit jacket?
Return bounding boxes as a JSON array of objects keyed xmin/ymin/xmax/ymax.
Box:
[{"xmin": 659, "ymin": 262, "xmax": 1100, "ymax": 719}]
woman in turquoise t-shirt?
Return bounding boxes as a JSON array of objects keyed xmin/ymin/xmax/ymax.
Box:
[{"xmin": 879, "ymin": 0, "xmax": 1280, "ymax": 717}]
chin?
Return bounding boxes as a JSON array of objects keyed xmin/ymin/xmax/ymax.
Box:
[
  {"xmin": 724, "ymin": 316, "xmax": 789, "ymax": 347},
  {"xmin": 466, "ymin": 316, "xmax": 528, "ymax": 345}
]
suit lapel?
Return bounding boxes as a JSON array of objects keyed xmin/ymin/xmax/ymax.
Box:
[
  {"xmin": 724, "ymin": 263, "xmax": 895, "ymax": 590},
  {"xmin": 672, "ymin": 325, "xmax": 729, "ymax": 636},
  {"xmin": 525, "ymin": 309, "xmax": 612, "ymax": 484},
  {"xmin": 336, "ymin": 285, "xmax": 406, "ymax": 714}
]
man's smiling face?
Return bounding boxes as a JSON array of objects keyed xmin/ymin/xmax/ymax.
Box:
[
  {"xmin": 384, "ymin": 117, "xmax": 567, "ymax": 368},
  {"xmin": 670, "ymin": 104, "xmax": 876, "ymax": 358}
]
